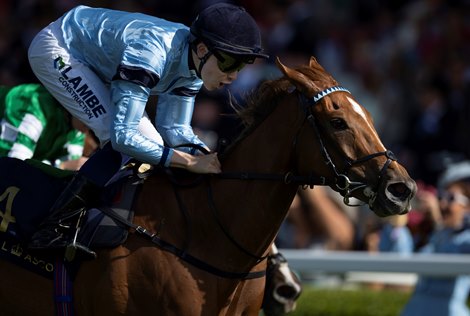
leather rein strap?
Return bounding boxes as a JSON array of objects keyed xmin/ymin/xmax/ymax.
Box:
[{"xmin": 215, "ymin": 171, "xmax": 326, "ymax": 187}]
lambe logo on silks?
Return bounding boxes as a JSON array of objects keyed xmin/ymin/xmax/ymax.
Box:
[{"xmin": 53, "ymin": 56, "xmax": 106, "ymax": 119}]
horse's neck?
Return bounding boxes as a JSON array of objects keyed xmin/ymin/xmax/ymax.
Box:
[
  {"xmin": 131, "ymin": 97, "xmax": 304, "ymax": 274},
  {"xmin": 212, "ymin": 97, "xmax": 303, "ymax": 259},
  {"xmin": 224, "ymin": 97, "xmax": 302, "ymax": 173}
]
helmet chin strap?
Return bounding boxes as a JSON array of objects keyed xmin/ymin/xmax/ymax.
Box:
[
  {"xmin": 190, "ymin": 41, "xmax": 214, "ymax": 78},
  {"xmin": 196, "ymin": 51, "xmax": 213, "ymax": 78}
]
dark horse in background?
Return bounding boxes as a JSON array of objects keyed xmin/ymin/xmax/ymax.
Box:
[{"xmin": 0, "ymin": 57, "xmax": 416, "ymax": 315}]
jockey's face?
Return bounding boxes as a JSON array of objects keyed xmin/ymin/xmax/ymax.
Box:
[{"xmin": 194, "ymin": 43, "xmax": 239, "ymax": 91}]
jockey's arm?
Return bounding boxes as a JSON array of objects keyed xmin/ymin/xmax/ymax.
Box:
[
  {"xmin": 110, "ymin": 80, "xmax": 172, "ymax": 166},
  {"xmin": 109, "ymin": 80, "xmax": 220, "ymax": 173},
  {"xmin": 154, "ymin": 91, "xmax": 207, "ymax": 155}
]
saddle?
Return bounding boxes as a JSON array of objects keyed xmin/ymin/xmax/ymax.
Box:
[{"xmin": 0, "ymin": 157, "xmax": 141, "ymax": 278}]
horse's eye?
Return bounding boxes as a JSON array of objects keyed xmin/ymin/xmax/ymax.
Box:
[{"xmin": 330, "ymin": 118, "xmax": 348, "ymax": 130}]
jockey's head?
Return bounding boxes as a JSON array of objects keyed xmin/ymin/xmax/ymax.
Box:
[{"xmin": 190, "ymin": 3, "xmax": 268, "ymax": 82}]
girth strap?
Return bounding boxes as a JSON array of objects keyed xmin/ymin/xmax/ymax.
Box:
[
  {"xmin": 98, "ymin": 207, "xmax": 266, "ymax": 280},
  {"xmin": 54, "ymin": 258, "xmax": 74, "ymax": 316}
]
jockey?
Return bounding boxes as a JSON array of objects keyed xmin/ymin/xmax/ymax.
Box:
[
  {"xmin": 0, "ymin": 83, "xmax": 88, "ymax": 169},
  {"xmin": 27, "ymin": 3, "xmax": 268, "ymax": 259}
]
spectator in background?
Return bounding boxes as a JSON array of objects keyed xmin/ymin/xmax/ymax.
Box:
[
  {"xmin": 401, "ymin": 160, "xmax": 470, "ymax": 316},
  {"xmin": 277, "ymin": 186, "xmax": 355, "ymax": 251},
  {"xmin": 362, "ymin": 213, "xmax": 414, "ymax": 291},
  {"xmin": 407, "ymin": 180, "xmax": 441, "ymax": 251},
  {"xmin": 378, "ymin": 214, "xmax": 414, "ymax": 254},
  {"xmin": 0, "ymin": 83, "xmax": 90, "ymax": 170}
]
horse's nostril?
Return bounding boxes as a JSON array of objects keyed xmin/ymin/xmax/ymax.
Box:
[{"xmin": 387, "ymin": 182, "xmax": 411, "ymax": 201}]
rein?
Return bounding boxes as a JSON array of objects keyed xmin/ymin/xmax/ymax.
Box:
[
  {"xmin": 99, "ymin": 206, "xmax": 266, "ymax": 280},
  {"xmin": 214, "ymin": 171, "xmax": 326, "ymax": 187}
]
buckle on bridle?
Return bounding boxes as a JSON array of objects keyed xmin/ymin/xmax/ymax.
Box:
[{"xmin": 335, "ymin": 174, "xmax": 351, "ymax": 191}]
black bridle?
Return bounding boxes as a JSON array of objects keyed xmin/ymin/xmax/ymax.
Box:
[
  {"xmin": 301, "ymin": 86, "xmax": 397, "ymax": 208},
  {"xmin": 216, "ymin": 86, "xmax": 397, "ymax": 208}
]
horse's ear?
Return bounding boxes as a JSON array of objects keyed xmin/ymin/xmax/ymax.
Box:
[
  {"xmin": 275, "ymin": 57, "xmax": 320, "ymax": 96},
  {"xmin": 308, "ymin": 56, "xmax": 325, "ymax": 72},
  {"xmin": 309, "ymin": 56, "xmax": 338, "ymax": 85},
  {"xmin": 309, "ymin": 56, "xmax": 318, "ymax": 68}
]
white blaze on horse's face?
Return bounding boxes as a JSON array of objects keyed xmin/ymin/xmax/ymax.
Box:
[{"xmin": 346, "ymin": 96, "xmax": 386, "ymax": 152}]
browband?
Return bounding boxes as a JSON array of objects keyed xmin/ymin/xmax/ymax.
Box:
[{"xmin": 311, "ymin": 86, "xmax": 350, "ymax": 104}]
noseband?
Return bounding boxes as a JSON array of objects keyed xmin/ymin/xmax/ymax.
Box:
[{"xmin": 301, "ymin": 86, "xmax": 397, "ymax": 207}]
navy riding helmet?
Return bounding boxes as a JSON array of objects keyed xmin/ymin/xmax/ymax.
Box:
[{"xmin": 190, "ymin": 3, "xmax": 269, "ymax": 74}]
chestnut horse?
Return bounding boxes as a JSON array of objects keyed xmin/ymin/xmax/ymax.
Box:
[{"xmin": 0, "ymin": 57, "xmax": 416, "ymax": 315}]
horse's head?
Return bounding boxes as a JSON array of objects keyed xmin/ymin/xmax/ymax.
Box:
[{"xmin": 277, "ymin": 57, "xmax": 416, "ymax": 217}]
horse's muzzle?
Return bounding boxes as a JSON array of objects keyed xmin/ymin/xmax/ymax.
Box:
[{"xmin": 373, "ymin": 178, "xmax": 417, "ymax": 217}]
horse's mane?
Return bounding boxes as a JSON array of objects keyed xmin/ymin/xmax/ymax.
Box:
[
  {"xmin": 237, "ymin": 78, "xmax": 291, "ymax": 132},
  {"xmin": 219, "ymin": 77, "xmax": 290, "ymax": 158},
  {"xmin": 221, "ymin": 63, "xmax": 337, "ymax": 157}
]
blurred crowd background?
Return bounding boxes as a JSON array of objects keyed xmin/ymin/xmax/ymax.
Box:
[{"xmin": 0, "ymin": 0, "xmax": 469, "ymax": 253}]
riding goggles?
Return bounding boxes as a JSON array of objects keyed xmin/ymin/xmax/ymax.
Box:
[{"xmin": 213, "ymin": 50, "xmax": 255, "ymax": 73}]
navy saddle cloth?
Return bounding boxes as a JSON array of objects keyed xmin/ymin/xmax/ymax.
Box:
[
  {"xmin": 0, "ymin": 157, "xmax": 69, "ymax": 240},
  {"xmin": 0, "ymin": 157, "xmax": 136, "ymax": 247}
]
